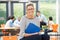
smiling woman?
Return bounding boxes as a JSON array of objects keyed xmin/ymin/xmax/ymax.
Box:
[{"xmin": 26, "ymin": 3, "xmax": 36, "ymax": 16}]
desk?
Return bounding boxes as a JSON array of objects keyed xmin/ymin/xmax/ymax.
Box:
[
  {"xmin": 0, "ymin": 27, "xmax": 19, "ymax": 29},
  {"xmin": 0, "ymin": 27, "xmax": 20, "ymax": 40},
  {"xmin": 40, "ymin": 32, "xmax": 60, "ymax": 36},
  {"xmin": 0, "ymin": 27, "xmax": 20, "ymax": 36},
  {"xmin": 40, "ymin": 32, "xmax": 60, "ymax": 40}
]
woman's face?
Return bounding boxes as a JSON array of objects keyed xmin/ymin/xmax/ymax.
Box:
[
  {"xmin": 26, "ymin": 6, "xmax": 34, "ymax": 18},
  {"xmin": 37, "ymin": 12, "xmax": 40, "ymax": 16}
]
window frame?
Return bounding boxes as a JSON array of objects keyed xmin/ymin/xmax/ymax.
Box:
[{"xmin": 0, "ymin": 1, "xmax": 8, "ymax": 22}]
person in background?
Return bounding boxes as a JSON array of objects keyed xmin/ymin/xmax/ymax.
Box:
[
  {"xmin": 48, "ymin": 17, "xmax": 57, "ymax": 40},
  {"xmin": 37, "ymin": 11, "xmax": 47, "ymax": 30},
  {"xmin": 5, "ymin": 16, "xmax": 14, "ymax": 28},
  {"xmin": 14, "ymin": 17, "xmax": 21, "ymax": 27},
  {"xmin": 48, "ymin": 16, "xmax": 54, "ymax": 30}
]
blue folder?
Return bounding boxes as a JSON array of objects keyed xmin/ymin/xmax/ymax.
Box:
[{"xmin": 25, "ymin": 23, "xmax": 40, "ymax": 34}]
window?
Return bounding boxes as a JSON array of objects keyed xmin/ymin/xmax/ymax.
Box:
[
  {"xmin": 13, "ymin": 3, "xmax": 24, "ymax": 18},
  {"xmin": 0, "ymin": 3, "xmax": 7, "ymax": 24},
  {"xmin": 39, "ymin": 0, "xmax": 56, "ymax": 23}
]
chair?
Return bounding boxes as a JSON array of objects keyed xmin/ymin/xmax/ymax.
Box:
[
  {"xmin": 50, "ymin": 24, "xmax": 58, "ymax": 40},
  {"xmin": 52, "ymin": 24, "xmax": 58, "ymax": 32},
  {"xmin": 3, "ymin": 36, "xmax": 17, "ymax": 40}
]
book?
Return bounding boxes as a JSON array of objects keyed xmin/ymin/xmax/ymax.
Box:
[{"xmin": 25, "ymin": 23, "xmax": 40, "ymax": 34}]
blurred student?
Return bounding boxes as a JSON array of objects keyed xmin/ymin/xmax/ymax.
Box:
[
  {"xmin": 37, "ymin": 11, "xmax": 47, "ymax": 29},
  {"xmin": 5, "ymin": 16, "xmax": 14, "ymax": 28},
  {"xmin": 48, "ymin": 16, "xmax": 54, "ymax": 30},
  {"xmin": 14, "ymin": 17, "xmax": 21, "ymax": 27},
  {"xmin": 48, "ymin": 17, "xmax": 57, "ymax": 40}
]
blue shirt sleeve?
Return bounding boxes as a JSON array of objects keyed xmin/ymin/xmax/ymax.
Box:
[{"xmin": 9, "ymin": 21, "xmax": 14, "ymax": 27}]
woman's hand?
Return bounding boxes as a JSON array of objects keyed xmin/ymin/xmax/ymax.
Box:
[{"xmin": 24, "ymin": 33, "xmax": 32, "ymax": 37}]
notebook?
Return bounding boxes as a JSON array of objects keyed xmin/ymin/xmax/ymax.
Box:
[{"xmin": 25, "ymin": 23, "xmax": 40, "ymax": 34}]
